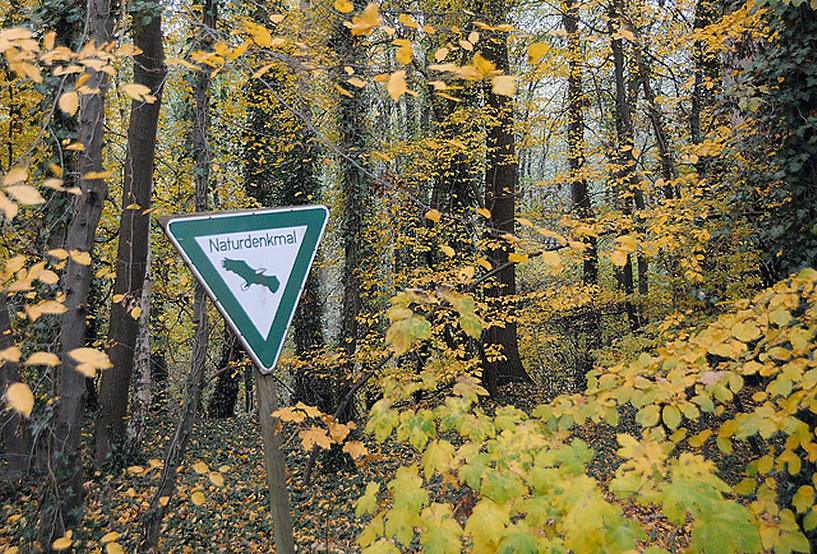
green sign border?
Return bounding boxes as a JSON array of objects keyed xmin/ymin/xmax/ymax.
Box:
[{"xmin": 163, "ymin": 205, "xmax": 328, "ymax": 373}]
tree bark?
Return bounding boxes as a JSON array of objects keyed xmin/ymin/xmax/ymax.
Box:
[
  {"xmin": 96, "ymin": 0, "xmax": 166, "ymax": 467},
  {"xmin": 141, "ymin": 0, "xmax": 213, "ymax": 546},
  {"xmin": 126, "ymin": 259, "xmax": 152, "ymax": 453},
  {"xmin": 207, "ymin": 327, "xmax": 242, "ymax": 418},
  {"xmin": 0, "ymin": 294, "xmax": 31, "ymax": 482},
  {"xmin": 40, "ymin": 0, "xmax": 116, "ymax": 543},
  {"xmin": 609, "ymin": 0, "xmax": 645, "ymax": 331},
  {"xmin": 563, "ymin": 0, "xmax": 601, "ymax": 389},
  {"xmin": 480, "ymin": 18, "xmax": 531, "ymax": 394}
]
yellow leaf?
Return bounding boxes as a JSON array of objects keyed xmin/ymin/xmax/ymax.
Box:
[
  {"xmin": 3, "ymin": 167, "xmax": 28, "ymax": 187},
  {"xmin": 440, "ymin": 244, "xmax": 455, "ymax": 258},
  {"xmin": 58, "ymin": 91, "xmax": 79, "ymax": 116},
  {"xmin": 6, "ymin": 382, "xmax": 34, "ymax": 417},
  {"xmin": 83, "ymin": 170, "xmax": 112, "ymax": 180},
  {"xmin": 468, "ymin": 31, "xmax": 479, "ymax": 44},
  {"xmin": 508, "ymin": 252, "xmax": 528, "ymax": 264},
  {"xmin": 471, "ymin": 53, "xmax": 495, "ymax": 78},
  {"xmin": 350, "ymin": 3, "xmax": 381, "ymax": 36},
  {"xmin": 0, "ymin": 346, "xmax": 22, "ymax": 363},
  {"xmin": 208, "ymin": 471, "xmax": 225, "ymax": 487},
  {"xmin": 25, "ymin": 351, "xmax": 60, "ymax": 366},
  {"xmin": 105, "ymin": 542, "xmax": 124, "ymax": 554},
  {"xmin": 192, "ymin": 461, "xmax": 209, "ymax": 474},
  {"xmin": 540, "ymin": 250, "xmax": 561, "ymax": 268},
  {"xmin": 69, "ymin": 250, "xmax": 92, "ymax": 265},
  {"xmin": 68, "ymin": 348, "xmax": 112, "ymax": 371},
  {"xmin": 342, "ymin": 440, "xmax": 369, "ymax": 459},
  {"xmin": 121, "ymin": 83, "xmax": 152, "ymax": 102},
  {"xmin": 272, "ymin": 406, "xmax": 307, "ymax": 423},
  {"xmin": 386, "ymin": 70, "xmax": 408, "ymax": 101},
  {"xmin": 476, "ymin": 257, "xmax": 492, "ymax": 270},
  {"xmin": 328, "ymin": 420, "xmax": 353, "ymax": 442},
  {"xmin": 618, "ymin": 28, "xmax": 636, "ymax": 42},
  {"xmin": 191, "ymin": 491, "xmax": 205, "ymax": 506},
  {"xmin": 434, "ymin": 47, "xmax": 449, "ymax": 62},
  {"xmin": 347, "ymin": 76, "xmax": 367, "ymax": 88},
  {"xmin": 300, "ymin": 426, "xmax": 332, "ymax": 450},
  {"xmin": 0, "ymin": 190, "xmax": 18, "ymax": 220},
  {"xmin": 47, "ymin": 248, "xmax": 69, "ymax": 260},
  {"xmin": 130, "ymin": 306, "xmax": 143, "ymax": 320},
  {"xmin": 425, "ymin": 209, "xmax": 441, "ymax": 223},
  {"xmin": 52, "ymin": 536, "xmax": 72, "ymax": 550},
  {"xmin": 395, "ymin": 42, "xmax": 413, "ymax": 64},
  {"xmin": 126, "ymin": 465, "xmax": 144, "ymax": 475},
  {"xmin": 491, "ymin": 75, "xmax": 515, "ymax": 97},
  {"xmin": 334, "ymin": 0, "xmax": 354, "ymax": 12},
  {"xmin": 610, "ymin": 249, "xmax": 629, "ymax": 267},
  {"xmin": 528, "ymin": 42, "xmax": 550, "ymax": 63},
  {"xmin": 159, "ymin": 496, "xmax": 169, "ymax": 506},
  {"xmin": 4, "ymin": 184, "xmax": 45, "ymax": 205},
  {"xmin": 398, "ymin": 13, "xmax": 419, "ymax": 28},
  {"xmin": 459, "ymin": 39, "xmax": 473, "ymax": 51},
  {"xmin": 477, "ymin": 207, "xmax": 491, "ymax": 219}
]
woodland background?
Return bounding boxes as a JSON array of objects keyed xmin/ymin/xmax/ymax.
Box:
[{"xmin": 1, "ymin": 0, "xmax": 817, "ymax": 551}]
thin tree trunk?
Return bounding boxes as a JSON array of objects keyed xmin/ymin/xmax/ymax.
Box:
[
  {"xmin": 141, "ymin": 287, "xmax": 208, "ymax": 550},
  {"xmin": 141, "ymin": 0, "xmax": 214, "ymax": 546},
  {"xmin": 563, "ymin": 0, "xmax": 601, "ymax": 389},
  {"xmin": 480, "ymin": 18, "xmax": 531, "ymax": 394},
  {"xmin": 96, "ymin": 0, "xmax": 166, "ymax": 466},
  {"xmin": 40, "ymin": 0, "xmax": 116, "ymax": 543},
  {"xmin": 632, "ymin": 34, "xmax": 678, "ymax": 198},
  {"xmin": 609, "ymin": 0, "xmax": 645, "ymax": 330},
  {"xmin": 0, "ymin": 294, "xmax": 31, "ymax": 482},
  {"xmin": 126, "ymin": 259, "xmax": 152, "ymax": 453},
  {"xmin": 207, "ymin": 327, "xmax": 242, "ymax": 418},
  {"xmin": 335, "ymin": 1, "xmax": 370, "ymax": 421}
]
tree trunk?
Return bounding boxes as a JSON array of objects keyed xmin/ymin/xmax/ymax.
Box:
[
  {"xmin": 0, "ymin": 294, "xmax": 32, "ymax": 482},
  {"xmin": 609, "ymin": 0, "xmax": 645, "ymax": 331},
  {"xmin": 40, "ymin": 0, "xmax": 116, "ymax": 543},
  {"xmin": 207, "ymin": 327, "xmax": 242, "ymax": 418},
  {"xmin": 141, "ymin": 287, "xmax": 209, "ymax": 550},
  {"xmin": 142, "ymin": 0, "xmax": 214, "ymax": 546},
  {"xmin": 480, "ymin": 18, "xmax": 531, "ymax": 394},
  {"xmin": 126, "ymin": 259, "xmax": 152, "ymax": 453},
  {"xmin": 563, "ymin": 0, "xmax": 601, "ymax": 389},
  {"xmin": 96, "ymin": 0, "xmax": 166, "ymax": 467},
  {"xmin": 690, "ymin": 0, "xmax": 721, "ymax": 147},
  {"xmin": 631, "ymin": 33, "xmax": 678, "ymax": 198}
]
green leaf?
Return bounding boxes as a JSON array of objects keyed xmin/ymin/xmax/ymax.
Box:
[
  {"xmin": 385, "ymin": 506, "xmax": 415, "ymax": 545},
  {"xmin": 792, "ymin": 485, "xmax": 814, "ymax": 514},
  {"xmin": 356, "ymin": 481, "xmax": 381, "ymax": 517},
  {"xmin": 388, "ymin": 465, "xmax": 428, "ymax": 513},
  {"xmin": 662, "ymin": 405, "xmax": 682, "ymax": 430},
  {"xmin": 481, "ymin": 468, "xmax": 524, "ymax": 505},
  {"xmin": 465, "ymin": 499, "xmax": 509, "ymax": 551},
  {"xmin": 419, "ymin": 503, "xmax": 462, "ymax": 554},
  {"xmin": 637, "ymin": 404, "xmax": 660, "ymax": 427},
  {"xmin": 422, "ymin": 440, "xmax": 455, "ymax": 478},
  {"xmin": 361, "ymin": 538, "xmax": 401, "ymax": 554}
]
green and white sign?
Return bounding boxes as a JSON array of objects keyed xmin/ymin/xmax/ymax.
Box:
[{"xmin": 163, "ymin": 206, "xmax": 328, "ymax": 374}]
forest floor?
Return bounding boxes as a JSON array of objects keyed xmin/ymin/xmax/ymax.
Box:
[{"xmin": 1, "ymin": 384, "xmax": 697, "ymax": 553}]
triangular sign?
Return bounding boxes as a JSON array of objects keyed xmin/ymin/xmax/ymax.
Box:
[{"xmin": 163, "ymin": 206, "xmax": 328, "ymax": 374}]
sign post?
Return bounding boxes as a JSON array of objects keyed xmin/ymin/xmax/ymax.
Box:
[{"xmin": 163, "ymin": 205, "xmax": 329, "ymax": 553}]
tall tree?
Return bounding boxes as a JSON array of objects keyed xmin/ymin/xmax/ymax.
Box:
[
  {"xmin": 608, "ymin": 0, "xmax": 645, "ymax": 331},
  {"xmin": 40, "ymin": 0, "xmax": 116, "ymax": 542},
  {"xmin": 336, "ymin": 1, "xmax": 372, "ymax": 416},
  {"xmin": 0, "ymin": 294, "xmax": 31, "ymax": 481},
  {"xmin": 480, "ymin": 8, "xmax": 532, "ymax": 394},
  {"xmin": 95, "ymin": 0, "xmax": 166, "ymax": 467},
  {"xmin": 563, "ymin": 0, "xmax": 601, "ymax": 388},
  {"xmin": 142, "ymin": 0, "xmax": 214, "ymax": 545}
]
